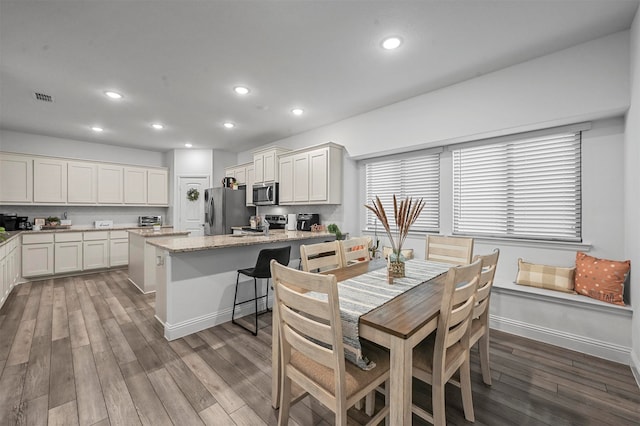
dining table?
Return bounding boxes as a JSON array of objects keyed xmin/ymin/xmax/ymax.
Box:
[{"xmin": 271, "ymin": 258, "xmax": 450, "ymax": 425}]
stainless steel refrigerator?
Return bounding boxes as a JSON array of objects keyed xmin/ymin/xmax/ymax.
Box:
[{"xmin": 204, "ymin": 187, "xmax": 255, "ymax": 235}]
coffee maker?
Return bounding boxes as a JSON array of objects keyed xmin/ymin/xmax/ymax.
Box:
[
  {"xmin": 0, "ymin": 213, "xmax": 17, "ymax": 231},
  {"xmin": 296, "ymin": 213, "xmax": 320, "ymax": 231},
  {"xmin": 17, "ymin": 216, "xmax": 32, "ymax": 230}
]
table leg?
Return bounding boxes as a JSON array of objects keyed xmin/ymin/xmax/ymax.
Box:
[
  {"xmin": 271, "ymin": 305, "xmax": 280, "ymax": 409},
  {"xmin": 389, "ymin": 335, "xmax": 412, "ymax": 425}
]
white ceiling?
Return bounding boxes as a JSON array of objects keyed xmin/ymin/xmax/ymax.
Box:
[{"xmin": 1, "ymin": 1, "xmax": 637, "ymax": 153}]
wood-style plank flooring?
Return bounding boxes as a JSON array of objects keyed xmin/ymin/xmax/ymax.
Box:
[{"xmin": 1, "ymin": 269, "xmax": 639, "ymax": 425}]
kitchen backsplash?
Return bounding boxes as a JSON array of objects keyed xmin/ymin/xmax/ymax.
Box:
[
  {"xmin": 257, "ymin": 204, "xmax": 347, "ymax": 232},
  {"xmin": 2, "ymin": 206, "xmax": 169, "ymax": 227}
]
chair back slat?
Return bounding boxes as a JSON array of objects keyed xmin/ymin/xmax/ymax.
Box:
[
  {"xmin": 426, "ymin": 235, "xmax": 474, "ymax": 265},
  {"xmin": 434, "ymin": 259, "xmax": 481, "ymax": 361},
  {"xmin": 300, "ymin": 241, "xmax": 343, "ymax": 272},
  {"xmin": 282, "ymin": 322, "xmax": 336, "ymax": 369},
  {"xmin": 339, "ymin": 237, "xmax": 370, "ymax": 266},
  {"xmin": 277, "ymin": 283, "xmax": 332, "ymax": 321},
  {"xmin": 472, "ymin": 249, "xmax": 500, "ymax": 318},
  {"xmin": 445, "ymin": 297, "xmax": 475, "ymax": 348}
]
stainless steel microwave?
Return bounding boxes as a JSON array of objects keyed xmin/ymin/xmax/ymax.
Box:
[{"xmin": 252, "ymin": 182, "xmax": 279, "ymax": 205}]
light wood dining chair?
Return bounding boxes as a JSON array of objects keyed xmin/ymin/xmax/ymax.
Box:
[
  {"xmin": 425, "ymin": 235, "xmax": 474, "ymax": 265},
  {"xmin": 300, "ymin": 241, "xmax": 343, "ymax": 273},
  {"xmin": 411, "ymin": 258, "xmax": 482, "ymax": 426},
  {"xmin": 469, "ymin": 248, "xmax": 500, "ymax": 386},
  {"xmin": 339, "ymin": 237, "xmax": 370, "ymax": 266},
  {"xmin": 271, "ymin": 260, "xmax": 390, "ymax": 426}
]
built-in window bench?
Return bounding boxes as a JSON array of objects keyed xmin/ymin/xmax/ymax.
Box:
[{"xmin": 489, "ymin": 280, "xmax": 633, "ymax": 365}]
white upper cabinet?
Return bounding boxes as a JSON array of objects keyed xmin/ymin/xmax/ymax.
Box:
[
  {"xmin": 124, "ymin": 166, "xmax": 148, "ymax": 204},
  {"xmin": 278, "ymin": 156, "xmax": 294, "ymax": 204},
  {"xmin": 98, "ymin": 164, "xmax": 124, "ymax": 204},
  {"xmin": 245, "ymin": 164, "xmax": 255, "ymax": 206},
  {"xmin": 68, "ymin": 161, "xmax": 98, "ymax": 204},
  {"xmin": 277, "ymin": 143, "xmax": 343, "ymax": 205},
  {"xmin": 224, "ymin": 163, "xmax": 250, "ymax": 186},
  {"xmin": 253, "ymin": 147, "xmax": 289, "ymax": 183},
  {"xmin": 148, "ymin": 169, "xmax": 168, "ymax": 205},
  {"xmin": 309, "ymin": 149, "xmax": 329, "ymax": 202},
  {"xmin": 33, "ymin": 158, "xmax": 67, "ymax": 203},
  {"xmin": 0, "ymin": 153, "xmax": 33, "ymax": 203},
  {"xmin": 1, "ymin": 151, "xmax": 168, "ymax": 206},
  {"xmin": 293, "ymin": 153, "xmax": 310, "ymax": 202}
]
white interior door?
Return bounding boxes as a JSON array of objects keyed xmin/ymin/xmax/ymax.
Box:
[{"xmin": 178, "ymin": 176, "xmax": 208, "ymax": 236}]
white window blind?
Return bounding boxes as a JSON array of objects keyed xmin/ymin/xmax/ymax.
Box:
[
  {"xmin": 452, "ymin": 131, "xmax": 582, "ymax": 241},
  {"xmin": 365, "ymin": 153, "xmax": 440, "ymax": 232}
]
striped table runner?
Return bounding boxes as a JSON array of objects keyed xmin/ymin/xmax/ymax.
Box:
[{"xmin": 310, "ymin": 259, "xmax": 452, "ymax": 370}]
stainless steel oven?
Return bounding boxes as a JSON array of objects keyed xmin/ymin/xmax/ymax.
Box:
[{"xmin": 252, "ymin": 182, "xmax": 279, "ymax": 205}]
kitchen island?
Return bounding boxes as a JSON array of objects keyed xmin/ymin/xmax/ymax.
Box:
[
  {"xmin": 127, "ymin": 228, "xmax": 190, "ymax": 293},
  {"xmin": 147, "ymin": 230, "xmax": 334, "ymax": 340}
]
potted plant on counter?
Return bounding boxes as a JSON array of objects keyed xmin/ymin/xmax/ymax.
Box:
[
  {"xmin": 46, "ymin": 216, "xmax": 60, "ymax": 227},
  {"xmin": 328, "ymin": 223, "xmax": 348, "ymax": 240}
]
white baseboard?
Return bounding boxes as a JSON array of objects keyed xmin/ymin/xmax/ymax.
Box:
[
  {"xmin": 158, "ymin": 297, "xmax": 272, "ymax": 341},
  {"xmin": 490, "ymin": 314, "xmax": 632, "ymax": 364},
  {"xmin": 127, "ymin": 277, "xmax": 155, "ymax": 295},
  {"xmin": 631, "ymin": 349, "xmax": 640, "ymax": 389}
]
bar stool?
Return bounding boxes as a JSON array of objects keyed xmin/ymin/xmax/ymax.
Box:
[{"xmin": 232, "ymin": 246, "xmax": 291, "ymax": 335}]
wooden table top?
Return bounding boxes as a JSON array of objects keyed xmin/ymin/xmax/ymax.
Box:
[
  {"xmin": 360, "ymin": 273, "xmax": 446, "ymax": 339},
  {"xmin": 322, "ymin": 259, "xmax": 448, "ymax": 340}
]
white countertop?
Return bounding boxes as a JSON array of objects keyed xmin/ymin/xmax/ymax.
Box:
[{"xmin": 147, "ymin": 230, "xmax": 334, "ymax": 253}]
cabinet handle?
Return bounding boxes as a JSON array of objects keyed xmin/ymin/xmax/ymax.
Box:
[{"xmin": 156, "ymin": 255, "xmax": 164, "ymax": 266}]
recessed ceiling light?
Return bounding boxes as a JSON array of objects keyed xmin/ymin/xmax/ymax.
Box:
[
  {"xmin": 91, "ymin": 126, "xmax": 104, "ymax": 132},
  {"xmin": 223, "ymin": 122, "xmax": 235, "ymax": 129},
  {"xmin": 381, "ymin": 36, "xmax": 402, "ymax": 50},
  {"xmin": 291, "ymin": 108, "xmax": 304, "ymax": 116},
  {"xmin": 184, "ymin": 143, "xmax": 193, "ymax": 148},
  {"xmin": 234, "ymin": 86, "xmax": 250, "ymax": 95},
  {"xmin": 151, "ymin": 123, "xmax": 164, "ymax": 130},
  {"xmin": 104, "ymin": 91, "xmax": 123, "ymax": 99}
]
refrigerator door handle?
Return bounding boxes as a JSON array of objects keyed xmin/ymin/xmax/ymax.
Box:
[{"xmin": 209, "ymin": 197, "xmax": 215, "ymax": 226}]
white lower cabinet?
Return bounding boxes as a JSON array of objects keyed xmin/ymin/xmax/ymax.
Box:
[
  {"xmin": 22, "ymin": 233, "xmax": 55, "ymax": 277},
  {"xmin": 1, "ymin": 238, "xmax": 21, "ymax": 309},
  {"xmin": 83, "ymin": 232, "xmax": 109, "ymax": 270},
  {"xmin": 109, "ymin": 230, "xmax": 129, "ymax": 267},
  {"xmin": 54, "ymin": 232, "xmax": 83, "ymax": 274}
]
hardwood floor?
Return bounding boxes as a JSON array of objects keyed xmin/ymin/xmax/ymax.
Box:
[{"xmin": 1, "ymin": 269, "xmax": 639, "ymax": 425}]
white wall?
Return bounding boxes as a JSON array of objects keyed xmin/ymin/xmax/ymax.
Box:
[
  {"xmin": 0, "ymin": 130, "xmax": 166, "ymax": 167},
  {"xmin": 212, "ymin": 150, "xmax": 238, "ymax": 188},
  {"xmin": 626, "ymin": 8, "xmax": 640, "ymax": 379},
  {"xmin": 239, "ymin": 31, "xmax": 629, "ymax": 161}
]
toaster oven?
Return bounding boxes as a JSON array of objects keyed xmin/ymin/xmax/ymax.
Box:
[{"xmin": 138, "ymin": 215, "xmax": 162, "ymax": 227}]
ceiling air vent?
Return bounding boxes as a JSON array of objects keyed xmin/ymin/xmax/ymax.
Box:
[{"xmin": 33, "ymin": 92, "xmax": 54, "ymax": 103}]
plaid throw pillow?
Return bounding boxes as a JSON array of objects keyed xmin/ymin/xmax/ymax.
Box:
[{"xmin": 516, "ymin": 258, "xmax": 576, "ymax": 293}]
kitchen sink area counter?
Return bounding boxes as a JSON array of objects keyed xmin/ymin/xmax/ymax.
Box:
[{"xmin": 150, "ymin": 230, "xmax": 335, "ymax": 340}]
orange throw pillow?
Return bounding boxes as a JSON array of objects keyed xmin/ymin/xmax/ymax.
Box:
[{"xmin": 575, "ymin": 252, "xmax": 630, "ymax": 306}]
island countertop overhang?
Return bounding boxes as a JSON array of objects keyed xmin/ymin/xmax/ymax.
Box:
[{"xmin": 147, "ymin": 230, "xmax": 334, "ymax": 253}]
